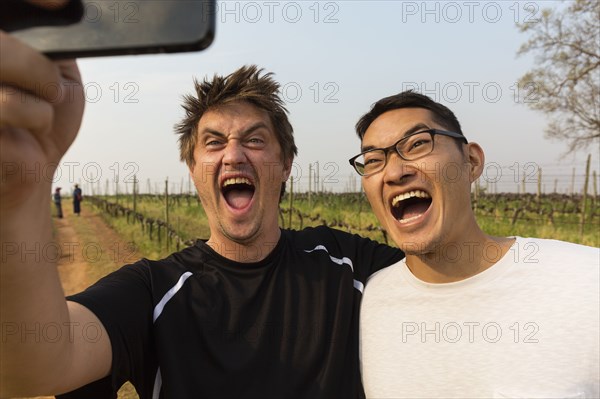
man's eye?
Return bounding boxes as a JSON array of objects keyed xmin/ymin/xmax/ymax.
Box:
[
  {"xmin": 411, "ymin": 140, "xmax": 427, "ymax": 148},
  {"xmin": 407, "ymin": 138, "xmax": 431, "ymax": 151},
  {"xmin": 364, "ymin": 154, "xmax": 383, "ymax": 165},
  {"xmin": 247, "ymin": 137, "xmax": 264, "ymax": 145},
  {"xmin": 206, "ymin": 140, "xmax": 223, "ymax": 147}
]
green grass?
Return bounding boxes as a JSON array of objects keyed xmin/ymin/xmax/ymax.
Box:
[
  {"xmin": 97, "ymin": 213, "xmax": 174, "ymax": 260},
  {"xmin": 93, "ymin": 192, "xmax": 599, "ymax": 254}
]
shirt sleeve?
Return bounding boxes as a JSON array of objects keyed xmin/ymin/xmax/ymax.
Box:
[
  {"xmin": 60, "ymin": 261, "xmax": 157, "ymax": 397},
  {"xmin": 346, "ymin": 230, "xmax": 405, "ymax": 281},
  {"xmin": 314, "ymin": 226, "xmax": 405, "ymax": 282}
]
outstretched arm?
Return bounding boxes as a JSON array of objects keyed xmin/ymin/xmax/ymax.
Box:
[{"xmin": 0, "ymin": 26, "xmax": 111, "ymax": 396}]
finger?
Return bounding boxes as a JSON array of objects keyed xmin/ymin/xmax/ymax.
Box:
[
  {"xmin": 0, "ymin": 85, "xmax": 53, "ymax": 137},
  {"xmin": 0, "ymin": 31, "xmax": 65, "ymax": 103},
  {"xmin": 49, "ymin": 60, "xmax": 84, "ymax": 104},
  {"xmin": 52, "ymin": 61, "xmax": 85, "ymax": 152}
]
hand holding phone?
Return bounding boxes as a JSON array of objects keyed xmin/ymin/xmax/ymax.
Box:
[{"xmin": 0, "ymin": 29, "xmax": 85, "ymax": 203}]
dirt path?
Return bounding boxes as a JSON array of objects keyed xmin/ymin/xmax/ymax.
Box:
[
  {"xmin": 53, "ymin": 203, "xmax": 130, "ymax": 293},
  {"xmin": 26, "ymin": 203, "xmax": 139, "ymax": 399},
  {"xmin": 53, "ymin": 209, "xmax": 92, "ymax": 296}
]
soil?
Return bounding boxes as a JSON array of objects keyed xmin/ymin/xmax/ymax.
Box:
[
  {"xmin": 53, "ymin": 205, "xmax": 127, "ymax": 295},
  {"xmin": 25, "ymin": 204, "xmax": 138, "ymax": 399}
]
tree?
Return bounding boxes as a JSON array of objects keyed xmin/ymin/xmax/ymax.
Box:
[{"xmin": 517, "ymin": 0, "xmax": 599, "ymax": 153}]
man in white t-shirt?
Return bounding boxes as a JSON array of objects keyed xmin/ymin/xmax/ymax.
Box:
[{"xmin": 348, "ymin": 91, "xmax": 600, "ymax": 399}]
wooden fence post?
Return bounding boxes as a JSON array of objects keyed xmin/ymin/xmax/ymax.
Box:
[
  {"xmin": 580, "ymin": 154, "xmax": 591, "ymax": 239},
  {"xmin": 315, "ymin": 161, "xmax": 320, "ymax": 194},
  {"xmin": 115, "ymin": 176, "xmax": 119, "ymax": 204},
  {"xmin": 308, "ymin": 163, "xmax": 312, "ymax": 209},
  {"xmin": 165, "ymin": 178, "xmax": 170, "ymax": 251},
  {"xmin": 187, "ymin": 174, "xmax": 192, "ymax": 207},
  {"xmin": 592, "ymin": 170, "xmax": 598, "ymax": 215},
  {"xmin": 288, "ymin": 176, "xmax": 294, "ymax": 229},
  {"xmin": 536, "ymin": 167, "xmax": 542, "ymax": 203},
  {"xmin": 133, "ymin": 174, "xmax": 137, "ymax": 215}
]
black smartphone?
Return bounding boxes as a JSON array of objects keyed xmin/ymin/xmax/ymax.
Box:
[{"xmin": 1, "ymin": 0, "xmax": 216, "ymax": 59}]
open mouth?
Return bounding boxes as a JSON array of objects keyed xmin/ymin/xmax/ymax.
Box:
[
  {"xmin": 221, "ymin": 177, "xmax": 255, "ymax": 210},
  {"xmin": 391, "ymin": 190, "xmax": 432, "ymax": 224}
]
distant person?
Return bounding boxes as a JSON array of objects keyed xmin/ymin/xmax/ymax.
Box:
[
  {"xmin": 1, "ymin": 19, "xmax": 404, "ymax": 398},
  {"xmin": 73, "ymin": 184, "xmax": 82, "ymax": 216},
  {"xmin": 348, "ymin": 91, "xmax": 600, "ymax": 398},
  {"xmin": 53, "ymin": 187, "xmax": 63, "ymax": 218}
]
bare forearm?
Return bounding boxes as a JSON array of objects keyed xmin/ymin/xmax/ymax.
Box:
[
  {"xmin": 0, "ymin": 168, "xmax": 111, "ymax": 396},
  {"xmin": 0, "ymin": 194, "xmax": 71, "ymax": 393},
  {"xmin": 0, "ymin": 186, "xmax": 74, "ymax": 394},
  {"xmin": 0, "ymin": 22, "xmax": 110, "ymax": 396}
]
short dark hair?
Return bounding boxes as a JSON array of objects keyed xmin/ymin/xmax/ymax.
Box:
[
  {"xmin": 176, "ymin": 65, "xmax": 298, "ymax": 168},
  {"xmin": 356, "ymin": 90, "xmax": 465, "ymax": 141}
]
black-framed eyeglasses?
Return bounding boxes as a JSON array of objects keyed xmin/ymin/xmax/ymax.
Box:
[{"xmin": 348, "ymin": 129, "xmax": 468, "ymax": 176}]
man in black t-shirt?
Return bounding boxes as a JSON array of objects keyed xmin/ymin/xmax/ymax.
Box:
[{"xmin": 1, "ymin": 25, "xmax": 403, "ymax": 398}]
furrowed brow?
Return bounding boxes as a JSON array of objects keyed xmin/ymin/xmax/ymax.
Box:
[
  {"xmin": 201, "ymin": 122, "xmax": 269, "ymax": 140},
  {"xmin": 239, "ymin": 122, "xmax": 269, "ymax": 138},
  {"xmin": 202, "ymin": 129, "xmax": 226, "ymax": 139}
]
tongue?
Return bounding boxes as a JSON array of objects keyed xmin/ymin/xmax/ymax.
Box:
[
  {"xmin": 402, "ymin": 201, "xmax": 430, "ymax": 220},
  {"xmin": 225, "ymin": 189, "xmax": 253, "ymax": 209}
]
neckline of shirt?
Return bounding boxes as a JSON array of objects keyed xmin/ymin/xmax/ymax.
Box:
[
  {"xmin": 397, "ymin": 236, "xmax": 522, "ymax": 293},
  {"xmin": 195, "ymin": 230, "xmax": 287, "ymax": 271}
]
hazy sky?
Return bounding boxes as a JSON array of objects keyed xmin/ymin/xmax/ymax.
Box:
[{"xmin": 53, "ymin": 0, "xmax": 599, "ymax": 195}]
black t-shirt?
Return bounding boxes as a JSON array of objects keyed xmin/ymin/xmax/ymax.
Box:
[{"xmin": 60, "ymin": 227, "xmax": 403, "ymax": 398}]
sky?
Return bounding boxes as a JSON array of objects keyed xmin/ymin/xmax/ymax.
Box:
[{"xmin": 52, "ymin": 0, "xmax": 599, "ymax": 196}]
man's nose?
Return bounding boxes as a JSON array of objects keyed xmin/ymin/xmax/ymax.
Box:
[
  {"xmin": 222, "ymin": 140, "xmax": 246, "ymax": 165},
  {"xmin": 383, "ymin": 152, "xmax": 417, "ymax": 184}
]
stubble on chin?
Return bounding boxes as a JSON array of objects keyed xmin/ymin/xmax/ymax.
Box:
[
  {"xmin": 219, "ymin": 218, "xmax": 261, "ymax": 246},
  {"xmin": 397, "ymin": 234, "xmax": 444, "ymax": 257}
]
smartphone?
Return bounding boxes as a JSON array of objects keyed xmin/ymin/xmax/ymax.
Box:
[{"xmin": 2, "ymin": 0, "xmax": 215, "ymax": 59}]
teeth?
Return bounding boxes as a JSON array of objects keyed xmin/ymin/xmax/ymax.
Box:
[
  {"xmin": 223, "ymin": 177, "xmax": 252, "ymax": 187},
  {"xmin": 398, "ymin": 214, "xmax": 422, "ymax": 224},
  {"xmin": 391, "ymin": 190, "xmax": 431, "ymax": 207}
]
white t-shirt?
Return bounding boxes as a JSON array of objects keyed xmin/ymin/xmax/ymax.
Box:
[{"xmin": 360, "ymin": 237, "xmax": 600, "ymax": 399}]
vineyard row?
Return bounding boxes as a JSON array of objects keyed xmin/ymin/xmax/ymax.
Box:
[{"xmin": 89, "ymin": 192, "xmax": 598, "ymax": 247}]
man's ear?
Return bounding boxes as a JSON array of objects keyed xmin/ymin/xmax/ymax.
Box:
[
  {"xmin": 282, "ymin": 158, "xmax": 293, "ymax": 182},
  {"xmin": 466, "ymin": 143, "xmax": 485, "ymax": 183}
]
